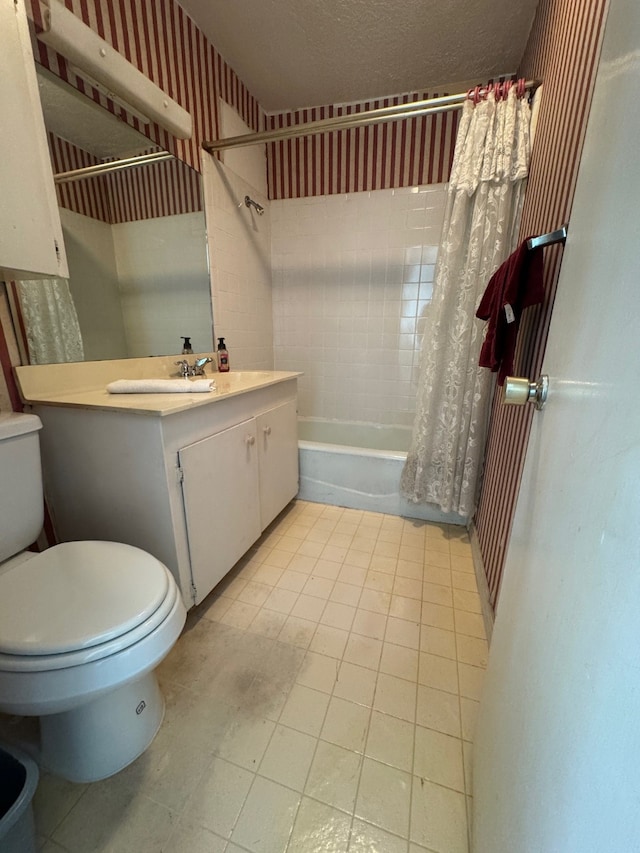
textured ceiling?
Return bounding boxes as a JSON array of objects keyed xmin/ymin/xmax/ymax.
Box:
[{"xmin": 178, "ymin": 0, "xmax": 539, "ymax": 112}]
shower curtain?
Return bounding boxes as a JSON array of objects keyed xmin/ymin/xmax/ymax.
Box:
[
  {"xmin": 401, "ymin": 86, "xmax": 532, "ymax": 518},
  {"xmin": 17, "ymin": 278, "xmax": 84, "ymax": 364}
]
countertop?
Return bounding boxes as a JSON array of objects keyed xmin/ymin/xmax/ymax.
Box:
[{"xmin": 15, "ymin": 362, "xmax": 300, "ymax": 417}]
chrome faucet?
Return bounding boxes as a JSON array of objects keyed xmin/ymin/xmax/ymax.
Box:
[
  {"xmin": 174, "ymin": 357, "xmax": 215, "ymax": 377},
  {"xmin": 193, "ymin": 357, "xmax": 214, "ymax": 375}
]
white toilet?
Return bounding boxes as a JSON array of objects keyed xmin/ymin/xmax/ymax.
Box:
[{"xmin": 0, "ymin": 412, "xmax": 187, "ymax": 782}]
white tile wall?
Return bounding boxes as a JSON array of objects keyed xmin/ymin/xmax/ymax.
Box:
[
  {"xmin": 271, "ymin": 185, "xmax": 447, "ymax": 426},
  {"xmin": 202, "ymin": 154, "xmax": 274, "ymax": 371}
]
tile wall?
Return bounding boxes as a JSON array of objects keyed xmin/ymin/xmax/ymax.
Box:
[{"xmin": 271, "ymin": 185, "xmax": 447, "ymax": 425}]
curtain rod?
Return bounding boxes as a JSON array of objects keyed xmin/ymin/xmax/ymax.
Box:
[
  {"xmin": 203, "ymin": 79, "xmax": 539, "ymax": 154},
  {"xmin": 54, "ymin": 150, "xmax": 173, "ymax": 183}
]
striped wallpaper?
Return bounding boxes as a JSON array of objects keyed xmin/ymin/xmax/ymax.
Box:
[
  {"xmin": 48, "ymin": 133, "xmax": 110, "ymax": 222},
  {"xmin": 474, "ymin": 0, "xmax": 610, "ymax": 611},
  {"xmin": 266, "ymin": 94, "xmax": 459, "ymax": 199},
  {"xmin": 49, "ymin": 133, "xmax": 203, "ymax": 223},
  {"xmin": 106, "ymin": 155, "xmax": 202, "ymax": 222},
  {"xmin": 0, "ymin": 289, "xmax": 23, "ymax": 413}
]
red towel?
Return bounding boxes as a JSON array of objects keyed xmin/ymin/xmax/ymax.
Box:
[{"xmin": 476, "ymin": 239, "xmax": 544, "ymax": 385}]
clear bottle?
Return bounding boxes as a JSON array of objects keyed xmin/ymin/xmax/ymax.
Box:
[
  {"xmin": 181, "ymin": 336, "xmax": 193, "ymax": 354},
  {"xmin": 217, "ymin": 337, "xmax": 229, "ymax": 372}
]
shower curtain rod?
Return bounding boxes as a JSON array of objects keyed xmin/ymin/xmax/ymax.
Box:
[
  {"xmin": 203, "ymin": 79, "xmax": 539, "ymax": 154},
  {"xmin": 53, "ymin": 150, "xmax": 173, "ymax": 183}
]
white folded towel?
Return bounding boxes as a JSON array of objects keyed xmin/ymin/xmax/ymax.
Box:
[{"xmin": 107, "ymin": 379, "xmax": 215, "ymax": 394}]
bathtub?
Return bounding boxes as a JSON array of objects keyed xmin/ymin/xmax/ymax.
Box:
[{"xmin": 297, "ymin": 418, "xmax": 463, "ymax": 524}]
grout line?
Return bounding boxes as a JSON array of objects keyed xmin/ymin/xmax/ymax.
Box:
[{"xmin": 345, "ymin": 511, "xmax": 400, "ymax": 849}]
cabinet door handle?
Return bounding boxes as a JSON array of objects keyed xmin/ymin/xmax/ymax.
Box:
[
  {"xmin": 245, "ymin": 435, "xmax": 256, "ymax": 446},
  {"xmin": 263, "ymin": 426, "xmax": 272, "ymax": 436}
]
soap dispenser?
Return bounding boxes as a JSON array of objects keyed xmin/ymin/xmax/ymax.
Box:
[
  {"xmin": 181, "ymin": 336, "xmax": 193, "ymax": 354},
  {"xmin": 217, "ymin": 337, "xmax": 230, "ymax": 372}
]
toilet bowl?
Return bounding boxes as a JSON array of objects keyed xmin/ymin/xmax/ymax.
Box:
[{"xmin": 0, "ymin": 413, "xmax": 187, "ymax": 782}]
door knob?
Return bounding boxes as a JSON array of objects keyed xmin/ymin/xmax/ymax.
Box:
[
  {"xmin": 503, "ymin": 374, "xmax": 549, "ymax": 410},
  {"xmin": 245, "ymin": 435, "xmax": 256, "ymax": 446},
  {"xmin": 263, "ymin": 426, "xmax": 272, "ymax": 436}
]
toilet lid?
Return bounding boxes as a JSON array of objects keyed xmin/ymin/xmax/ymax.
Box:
[{"xmin": 0, "ymin": 541, "xmax": 171, "ymax": 656}]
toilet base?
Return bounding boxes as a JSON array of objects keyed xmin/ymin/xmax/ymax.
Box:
[{"xmin": 40, "ymin": 672, "xmax": 165, "ymax": 782}]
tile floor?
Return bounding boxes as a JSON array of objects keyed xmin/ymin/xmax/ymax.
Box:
[{"xmin": 32, "ymin": 500, "xmax": 488, "ymax": 853}]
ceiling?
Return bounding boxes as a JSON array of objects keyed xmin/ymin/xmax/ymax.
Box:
[{"xmin": 178, "ymin": 0, "xmax": 540, "ymax": 113}]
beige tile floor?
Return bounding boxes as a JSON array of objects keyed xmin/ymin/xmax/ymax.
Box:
[{"xmin": 33, "ymin": 500, "xmax": 488, "ymax": 853}]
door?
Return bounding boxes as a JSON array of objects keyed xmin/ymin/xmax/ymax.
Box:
[
  {"xmin": 179, "ymin": 419, "xmax": 261, "ymax": 605},
  {"xmin": 472, "ymin": 2, "xmax": 640, "ymax": 850},
  {"xmin": 256, "ymin": 399, "xmax": 299, "ymax": 530}
]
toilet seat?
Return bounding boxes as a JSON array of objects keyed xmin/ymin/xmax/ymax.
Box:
[{"xmin": 0, "ymin": 541, "xmax": 175, "ymax": 671}]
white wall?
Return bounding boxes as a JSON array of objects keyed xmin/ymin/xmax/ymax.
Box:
[
  {"xmin": 112, "ymin": 211, "xmax": 212, "ymax": 358},
  {"xmin": 202, "ymin": 148, "xmax": 273, "ymax": 371},
  {"xmin": 60, "ymin": 208, "xmax": 128, "ymax": 361},
  {"xmin": 271, "ymin": 185, "xmax": 446, "ymax": 425}
]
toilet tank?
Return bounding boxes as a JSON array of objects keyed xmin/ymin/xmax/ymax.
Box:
[{"xmin": 0, "ymin": 413, "xmax": 44, "ymax": 563}]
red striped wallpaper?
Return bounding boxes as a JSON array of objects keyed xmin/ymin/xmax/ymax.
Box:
[
  {"xmin": 474, "ymin": 0, "xmax": 610, "ymax": 611},
  {"xmin": 107, "ymin": 155, "xmax": 202, "ymax": 222},
  {"xmin": 50, "ymin": 133, "xmax": 203, "ymax": 223},
  {"xmin": 0, "ymin": 307, "xmax": 23, "ymax": 413},
  {"xmin": 48, "ymin": 133, "xmax": 111, "ymax": 222},
  {"xmin": 266, "ymin": 94, "xmax": 459, "ymax": 199}
]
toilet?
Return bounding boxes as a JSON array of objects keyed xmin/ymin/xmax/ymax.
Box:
[{"xmin": 0, "ymin": 412, "xmax": 187, "ymax": 782}]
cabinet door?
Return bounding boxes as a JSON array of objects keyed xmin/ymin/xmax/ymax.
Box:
[
  {"xmin": 256, "ymin": 399, "xmax": 299, "ymax": 530},
  {"xmin": 0, "ymin": 0, "xmax": 68, "ymax": 280},
  {"xmin": 179, "ymin": 419, "xmax": 261, "ymax": 605}
]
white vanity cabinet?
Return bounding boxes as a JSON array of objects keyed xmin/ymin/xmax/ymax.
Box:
[
  {"xmin": 1, "ymin": 0, "xmax": 68, "ymax": 281},
  {"xmin": 180, "ymin": 399, "xmax": 297, "ymax": 604},
  {"xmin": 30, "ymin": 377, "xmax": 299, "ymax": 608}
]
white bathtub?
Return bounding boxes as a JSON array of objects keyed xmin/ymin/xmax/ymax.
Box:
[{"xmin": 298, "ymin": 418, "xmax": 463, "ymax": 524}]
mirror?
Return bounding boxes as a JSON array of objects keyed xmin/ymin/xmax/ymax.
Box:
[{"xmin": 17, "ymin": 66, "xmax": 213, "ymax": 363}]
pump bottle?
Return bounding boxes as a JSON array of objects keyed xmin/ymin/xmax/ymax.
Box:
[{"xmin": 217, "ymin": 337, "xmax": 230, "ymax": 372}]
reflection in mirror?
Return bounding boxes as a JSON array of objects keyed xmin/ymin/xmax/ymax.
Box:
[
  {"xmin": 13, "ymin": 67, "xmax": 213, "ymax": 364},
  {"xmin": 16, "ymin": 277, "xmax": 84, "ymax": 363}
]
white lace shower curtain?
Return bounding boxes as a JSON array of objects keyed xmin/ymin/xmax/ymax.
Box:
[
  {"xmin": 17, "ymin": 278, "xmax": 84, "ymax": 364},
  {"xmin": 401, "ymin": 88, "xmax": 532, "ymax": 517}
]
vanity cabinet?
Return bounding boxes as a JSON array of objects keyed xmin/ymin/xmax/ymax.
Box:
[
  {"xmin": 180, "ymin": 418, "xmax": 261, "ymax": 605},
  {"xmin": 180, "ymin": 400, "xmax": 298, "ymax": 604},
  {"xmin": 0, "ymin": 0, "xmax": 68, "ymax": 281},
  {"xmin": 29, "ymin": 376, "xmax": 299, "ymax": 608}
]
